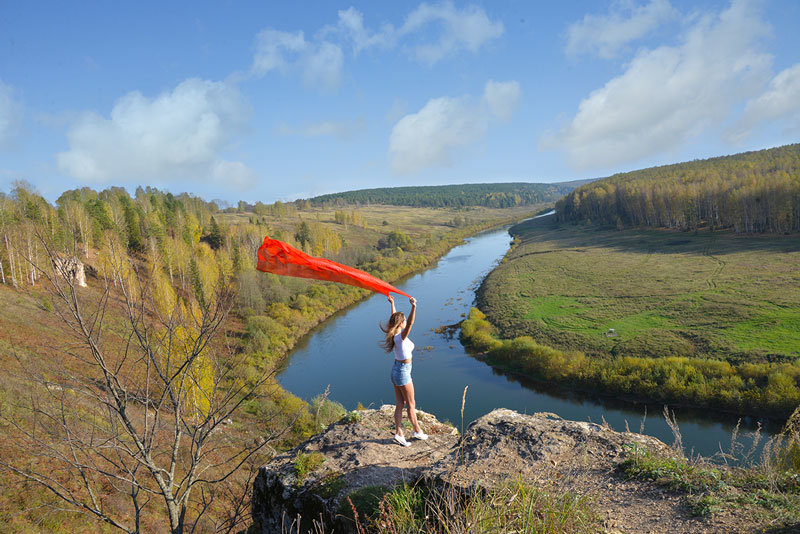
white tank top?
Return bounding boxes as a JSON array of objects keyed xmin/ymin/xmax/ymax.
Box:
[{"xmin": 393, "ymin": 333, "xmax": 414, "ymax": 361}]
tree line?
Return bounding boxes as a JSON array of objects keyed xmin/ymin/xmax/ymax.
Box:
[
  {"xmin": 310, "ymin": 182, "xmax": 576, "ymax": 208},
  {"xmin": 556, "ymin": 144, "xmax": 800, "ymax": 234},
  {"xmin": 461, "ymin": 308, "xmax": 800, "ymax": 419}
]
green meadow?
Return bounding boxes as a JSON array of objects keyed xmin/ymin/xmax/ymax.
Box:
[{"xmin": 478, "ymin": 216, "xmax": 800, "ymax": 364}]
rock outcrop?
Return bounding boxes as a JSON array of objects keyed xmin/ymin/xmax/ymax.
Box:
[
  {"xmin": 251, "ymin": 406, "xmax": 678, "ymax": 533},
  {"xmin": 252, "ymin": 406, "xmax": 776, "ymax": 533},
  {"xmin": 252, "ymin": 405, "xmax": 458, "ymax": 533},
  {"xmin": 423, "ymin": 408, "xmax": 667, "ymax": 490}
]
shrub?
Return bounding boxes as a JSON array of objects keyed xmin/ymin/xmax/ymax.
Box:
[
  {"xmin": 310, "ymin": 395, "xmax": 347, "ymax": 430},
  {"xmin": 294, "ymin": 452, "xmax": 325, "ymax": 482}
]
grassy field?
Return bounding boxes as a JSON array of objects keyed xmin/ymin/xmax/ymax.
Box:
[
  {"xmin": 219, "ymin": 204, "xmax": 535, "ymax": 247},
  {"xmin": 478, "ymin": 217, "xmax": 800, "ymax": 364}
]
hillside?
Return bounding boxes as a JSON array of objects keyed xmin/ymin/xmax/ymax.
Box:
[
  {"xmin": 0, "ymin": 183, "xmax": 543, "ymax": 532},
  {"xmin": 309, "ymin": 181, "xmax": 576, "ymax": 208},
  {"xmin": 556, "ymin": 144, "xmax": 800, "ymax": 233}
]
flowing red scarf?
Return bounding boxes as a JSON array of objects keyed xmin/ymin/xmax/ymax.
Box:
[{"xmin": 257, "ymin": 237, "xmax": 411, "ymax": 297}]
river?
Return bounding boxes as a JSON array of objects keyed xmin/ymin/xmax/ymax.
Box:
[{"xmin": 279, "ymin": 214, "xmax": 779, "ymax": 458}]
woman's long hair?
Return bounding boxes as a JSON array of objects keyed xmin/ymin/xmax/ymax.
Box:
[{"xmin": 380, "ymin": 311, "xmax": 405, "ymax": 352}]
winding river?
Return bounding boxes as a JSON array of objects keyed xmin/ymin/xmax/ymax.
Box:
[{"xmin": 279, "ymin": 214, "xmax": 779, "ymax": 458}]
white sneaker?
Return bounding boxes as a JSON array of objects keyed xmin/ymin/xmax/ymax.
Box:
[
  {"xmin": 412, "ymin": 431, "xmax": 428, "ymax": 440},
  {"xmin": 394, "ymin": 434, "xmax": 411, "ymax": 447}
]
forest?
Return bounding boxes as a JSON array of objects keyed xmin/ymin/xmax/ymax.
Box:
[
  {"xmin": 556, "ymin": 144, "xmax": 800, "ymax": 233},
  {"xmin": 309, "ymin": 182, "xmax": 576, "ymax": 208}
]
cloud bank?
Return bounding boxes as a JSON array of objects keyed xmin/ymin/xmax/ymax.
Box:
[
  {"xmin": 548, "ymin": 0, "xmax": 772, "ymax": 170},
  {"xmin": 57, "ymin": 78, "xmax": 255, "ymax": 189},
  {"xmin": 390, "ymin": 80, "xmax": 520, "ymax": 173}
]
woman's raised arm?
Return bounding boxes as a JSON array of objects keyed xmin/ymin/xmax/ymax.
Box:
[{"xmin": 401, "ymin": 297, "xmax": 416, "ymax": 339}]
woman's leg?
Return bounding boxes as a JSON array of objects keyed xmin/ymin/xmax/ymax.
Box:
[
  {"xmin": 400, "ymin": 382, "xmax": 422, "ymax": 433},
  {"xmin": 393, "ymin": 385, "xmax": 405, "ymax": 436}
]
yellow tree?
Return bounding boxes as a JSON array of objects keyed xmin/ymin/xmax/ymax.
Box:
[{"xmin": 1, "ymin": 224, "xmax": 284, "ymax": 533}]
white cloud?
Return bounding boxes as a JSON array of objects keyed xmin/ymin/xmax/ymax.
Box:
[
  {"xmin": 251, "ymin": 29, "xmax": 306, "ymax": 76},
  {"xmin": 251, "ymin": 3, "xmax": 503, "ymax": 92},
  {"xmin": 335, "ymin": 7, "xmax": 395, "ymax": 54},
  {"xmin": 57, "ymin": 78, "xmax": 254, "ymax": 189},
  {"xmin": 546, "ymin": 0, "xmax": 772, "ymax": 170},
  {"xmin": 390, "ymin": 96, "xmax": 486, "ymax": 173},
  {"xmin": 0, "ymin": 80, "xmax": 23, "ymax": 149},
  {"xmin": 251, "ymin": 29, "xmax": 343, "ymax": 89},
  {"xmin": 483, "ymin": 80, "xmax": 521, "ymax": 121},
  {"xmin": 212, "ymin": 160, "xmax": 256, "ymax": 191},
  {"xmin": 301, "ymin": 41, "xmax": 344, "ymax": 88},
  {"xmin": 400, "ymin": 1, "xmax": 504, "ymax": 64},
  {"xmin": 566, "ymin": 0, "xmax": 678, "ymax": 59},
  {"xmin": 389, "ymin": 79, "xmax": 520, "ymax": 173},
  {"xmin": 729, "ymin": 63, "xmax": 800, "ymax": 142},
  {"xmin": 276, "ymin": 117, "xmax": 367, "ymax": 139}
]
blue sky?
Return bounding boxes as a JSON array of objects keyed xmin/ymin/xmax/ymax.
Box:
[{"xmin": 1, "ymin": 0, "xmax": 799, "ymax": 204}]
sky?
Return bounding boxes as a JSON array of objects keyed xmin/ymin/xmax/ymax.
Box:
[{"xmin": 1, "ymin": 0, "xmax": 799, "ymax": 205}]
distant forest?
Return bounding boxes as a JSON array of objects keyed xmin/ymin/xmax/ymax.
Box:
[
  {"xmin": 556, "ymin": 144, "xmax": 800, "ymax": 234},
  {"xmin": 309, "ymin": 182, "xmax": 576, "ymax": 208}
]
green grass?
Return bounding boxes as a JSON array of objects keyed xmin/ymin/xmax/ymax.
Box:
[
  {"xmin": 479, "ymin": 218, "xmax": 800, "ymax": 363},
  {"xmin": 294, "ymin": 452, "xmax": 325, "ymax": 482},
  {"xmin": 619, "ymin": 442, "xmax": 800, "ymax": 522},
  {"xmin": 727, "ymin": 305, "xmax": 800, "ymax": 354},
  {"xmin": 338, "ymin": 484, "xmax": 391, "ymax": 523},
  {"xmin": 367, "ymin": 478, "xmax": 598, "ymax": 534},
  {"xmin": 315, "ymin": 472, "xmax": 346, "ymax": 499}
]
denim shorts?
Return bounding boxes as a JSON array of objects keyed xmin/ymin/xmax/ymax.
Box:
[{"xmin": 391, "ymin": 361, "xmax": 412, "ymax": 386}]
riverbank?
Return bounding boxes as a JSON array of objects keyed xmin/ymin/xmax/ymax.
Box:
[{"xmin": 466, "ymin": 216, "xmax": 800, "ymax": 420}]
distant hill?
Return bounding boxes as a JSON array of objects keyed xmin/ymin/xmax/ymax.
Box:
[
  {"xmin": 309, "ymin": 182, "xmax": 578, "ymax": 208},
  {"xmin": 556, "ymin": 144, "xmax": 800, "ymax": 234}
]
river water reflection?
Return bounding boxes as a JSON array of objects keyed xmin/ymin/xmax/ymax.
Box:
[{"xmin": 279, "ymin": 215, "xmax": 779, "ymax": 458}]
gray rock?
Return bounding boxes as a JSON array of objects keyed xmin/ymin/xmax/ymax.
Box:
[
  {"xmin": 252, "ymin": 405, "xmax": 457, "ymax": 533},
  {"xmin": 251, "ymin": 407, "xmax": 670, "ymax": 533}
]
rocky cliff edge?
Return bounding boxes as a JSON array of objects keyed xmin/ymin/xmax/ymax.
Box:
[{"xmin": 252, "ymin": 406, "xmax": 786, "ymax": 533}]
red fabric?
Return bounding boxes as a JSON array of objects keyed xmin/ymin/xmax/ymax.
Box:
[{"xmin": 257, "ymin": 236, "xmax": 412, "ymax": 297}]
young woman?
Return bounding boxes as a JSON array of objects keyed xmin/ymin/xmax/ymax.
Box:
[{"xmin": 381, "ymin": 295, "xmax": 427, "ymax": 446}]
